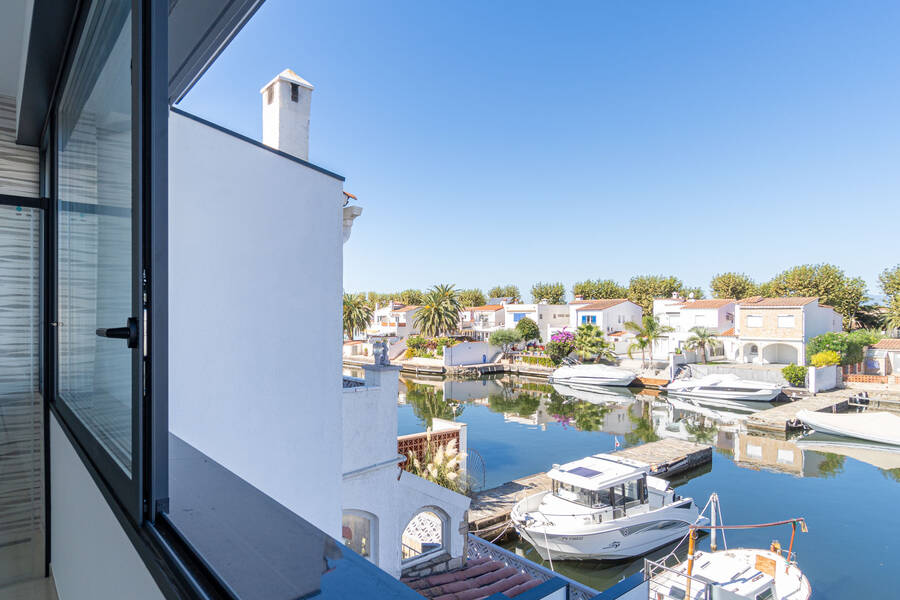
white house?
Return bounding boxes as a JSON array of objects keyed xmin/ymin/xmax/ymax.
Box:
[
  {"xmin": 367, "ymin": 301, "xmax": 421, "ymax": 339},
  {"xmin": 568, "ymin": 299, "xmax": 643, "ymax": 335},
  {"xmin": 652, "ymin": 297, "xmax": 736, "ymax": 359},
  {"xmin": 505, "ymin": 303, "xmax": 569, "ymax": 342},
  {"xmin": 733, "ymin": 296, "xmax": 843, "ymax": 365},
  {"xmin": 459, "ymin": 304, "xmax": 505, "ymax": 341}
]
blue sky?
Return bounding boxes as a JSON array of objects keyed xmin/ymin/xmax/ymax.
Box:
[{"xmin": 179, "ymin": 0, "xmax": 900, "ymax": 302}]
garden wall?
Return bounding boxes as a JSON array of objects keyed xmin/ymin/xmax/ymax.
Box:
[
  {"xmin": 443, "ymin": 342, "xmax": 501, "ymax": 366},
  {"xmin": 688, "ymin": 363, "xmax": 789, "ymax": 386},
  {"xmin": 808, "ymin": 365, "xmax": 839, "ymax": 393}
]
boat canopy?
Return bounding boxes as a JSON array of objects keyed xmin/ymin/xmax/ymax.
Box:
[{"xmin": 547, "ymin": 454, "xmax": 649, "ymax": 491}]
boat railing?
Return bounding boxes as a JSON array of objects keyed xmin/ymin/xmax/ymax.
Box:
[
  {"xmin": 466, "ymin": 533, "xmax": 599, "ymax": 600},
  {"xmin": 644, "ymin": 557, "xmax": 713, "ymax": 600}
]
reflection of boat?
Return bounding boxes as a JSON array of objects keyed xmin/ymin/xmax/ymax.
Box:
[
  {"xmin": 510, "ymin": 453, "xmax": 706, "ymax": 561},
  {"xmin": 796, "ymin": 432, "xmax": 900, "ymax": 470},
  {"xmin": 666, "ymin": 395, "xmax": 773, "ymax": 419},
  {"xmin": 796, "ymin": 410, "xmax": 900, "ymax": 446},
  {"xmin": 551, "ymin": 382, "xmax": 635, "ymax": 405},
  {"xmin": 646, "ymin": 510, "xmax": 811, "ymax": 600},
  {"xmin": 549, "ymin": 364, "xmax": 636, "ymax": 387},
  {"xmin": 666, "ymin": 374, "xmax": 782, "ymax": 402}
]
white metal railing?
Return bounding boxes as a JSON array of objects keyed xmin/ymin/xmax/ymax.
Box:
[
  {"xmin": 466, "ymin": 534, "xmax": 599, "ymax": 600},
  {"xmin": 643, "ymin": 557, "xmax": 712, "ymax": 600}
]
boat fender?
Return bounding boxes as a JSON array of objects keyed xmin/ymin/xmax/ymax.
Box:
[{"xmin": 770, "ymin": 540, "xmax": 781, "ymax": 556}]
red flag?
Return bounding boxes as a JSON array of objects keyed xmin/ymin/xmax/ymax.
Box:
[{"xmin": 614, "ymin": 437, "xmax": 620, "ymax": 449}]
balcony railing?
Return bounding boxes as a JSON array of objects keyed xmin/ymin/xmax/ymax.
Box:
[{"xmin": 397, "ymin": 429, "xmax": 460, "ymax": 470}]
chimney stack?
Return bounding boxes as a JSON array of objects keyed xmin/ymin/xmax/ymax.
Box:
[{"xmin": 261, "ymin": 69, "xmax": 314, "ymax": 160}]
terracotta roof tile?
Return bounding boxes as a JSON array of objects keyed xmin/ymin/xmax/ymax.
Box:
[
  {"xmin": 574, "ymin": 299, "xmax": 629, "ymax": 311},
  {"xmin": 465, "ymin": 305, "xmax": 504, "ymax": 312},
  {"xmin": 719, "ymin": 327, "xmax": 735, "ymax": 337},
  {"xmin": 737, "ymin": 296, "xmax": 818, "ymax": 307},
  {"xmin": 608, "ymin": 331, "xmax": 628, "ymax": 337},
  {"xmin": 677, "ymin": 299, "xmax": 736, "ymax": 309},
  {"xmin": 403, "ymin": 557, "xmax": 543, "ymax": 600},
  {"xmin": 873, "ymin": 339, "xmax": 900, "ymax": 350}
]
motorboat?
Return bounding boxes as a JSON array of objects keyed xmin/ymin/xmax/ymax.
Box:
[
  {"xmin": 549, "ymin": 364, "xmax": 636, "ymax": 388},
  {"xmin": 645, "ymin": 510, "xmax": 811, "ymax": 600},
  {"xmin": 796, "ymin": 409, "xmax": 900, "ymax": 446},
  {"xmin": 551, "ymin": 382, "xmax": 636, "ymax": 405},
  {"xmin": 796, "ymin": 432, "xmax": 900, "ymax": 470},
  {"xmin": 510, "ymin": 453, "xmax": 707, "ymax": 561},
  {"xmin": 666, "ymin": 374, "xmax": 783, "ymax": 402}
]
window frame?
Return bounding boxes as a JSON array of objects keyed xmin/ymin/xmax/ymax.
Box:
[{"xmin": 45, "ymin": 0, "xmax": 168, "ymax": 526}]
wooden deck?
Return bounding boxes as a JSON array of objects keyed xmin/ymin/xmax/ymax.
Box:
[
  {"xmin": 468, "ymin": 439, "xmax": 712, "ymax": 539},
  {"xmin": 745, "ymin": 395, "xmax": 849, "ymax": 434}
]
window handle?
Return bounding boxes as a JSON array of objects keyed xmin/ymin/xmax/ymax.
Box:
[{"xmin": 96, "ymin": 317, "xmax": 138, "ymax": 349}]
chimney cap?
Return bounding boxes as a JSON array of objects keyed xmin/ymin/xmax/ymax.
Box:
[{"xmin": 260, "ymin": 69, "xmax": 314, "ymax": 94}]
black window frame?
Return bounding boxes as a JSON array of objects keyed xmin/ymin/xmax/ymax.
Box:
[{"xmin": 44, "ymin": 0, "xmax": 168, "ymax": 527}]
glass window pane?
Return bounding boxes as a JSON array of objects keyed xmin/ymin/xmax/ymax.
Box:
[{"xmin": 57, "ymin": 0, "xmax": 134, "ymax": 476}]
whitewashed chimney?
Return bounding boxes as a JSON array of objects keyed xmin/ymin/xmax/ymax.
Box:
[{"xmin": 260, "ymin": 69, "xmax": 314, "ymax": 160}]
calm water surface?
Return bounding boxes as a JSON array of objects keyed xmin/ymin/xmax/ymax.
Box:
[{"xmin": 352, "ymin": 369, "xmax": 900, "ymax": 599}]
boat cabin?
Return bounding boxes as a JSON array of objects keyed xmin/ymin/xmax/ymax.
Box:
[{"xmin": 547, "ymin": 454, "xmax": 675, "ymax": 517}]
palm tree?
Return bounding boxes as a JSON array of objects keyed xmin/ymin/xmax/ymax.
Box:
[
  {"xmin": 343, "ymin": 293, "xmax": 373, "ymax": 340},
  {"xmin": 414, "ymin": 284, "xmax": 462, "ymax": 336},
  {"xmin": 624, "ymin": 315, "xmax": 674, "ymax": 368},
  {"xmin": 685, "ymin": 326, "xmax": 717, "ymax": 364},
  {"xmin": 575, "ymin": 323, "xmax": 615, "ymax": 362}
]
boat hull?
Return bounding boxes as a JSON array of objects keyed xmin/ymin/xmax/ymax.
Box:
[
  {"xmin": 550, "ymin": 365, "xmax": 636, "ymax": 388},
  {"xmin": 514, "ymin": 501, "xmax": 706, "ymax": 561},
  {"xmin": 666, "ymin": 386, "xmax": 782, "ymax": 403}
]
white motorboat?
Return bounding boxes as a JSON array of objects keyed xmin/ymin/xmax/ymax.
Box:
[
  {"xmin": 549, "ymin": 364, "xmax": 636, "ymax": 388},
  {"xmin": 645, "ymin": 512, "xmax": 811, "ymax": 600},
  {"xmin": 510, "ymin": 453, "xmax": 707, "ymax": 561},
  {"xmin": 666, "ymin": 374, "xmax": 783, "ymax": 402},
  {"xmin": 796, "ymin": 409, "xmax": 900, "ymax": 446},
  {"xmin": 551, "ymin": 382, "xmax": 636, "ymax": 405}
]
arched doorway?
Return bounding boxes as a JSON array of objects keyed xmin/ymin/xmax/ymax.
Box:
[
  {"xmin": 743, "ymin": 343, "xmax": 759, "ymax": 364},
  {"xmin": 762, "ymin": 343, "xmax": 798, "ymax": 365},
  {"xmin": 401, "ymin": 507, "xmax": 447, "ymax": 564}
]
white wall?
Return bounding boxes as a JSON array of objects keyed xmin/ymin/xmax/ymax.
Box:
[
  {"xmin": 342, "ymin": 365, "xmax": 400, "ymax": 474},
  {"xmin": 443, "ymin": 342, "xmax": 501, "ymax": 366},
  {"xmin": 168, "ymin": 111, "xmax": 345, "ymax": 538},
  {"xmin": 805, "ymin": 304, "xmax": 843, "ymax": 340},
  {"xmin": 50, "ymin": 414, "xmax": 164, "ymax": 600},
  {"xmin": 808, "ymin": 365, "xmax": 839, "ymax": 393}
]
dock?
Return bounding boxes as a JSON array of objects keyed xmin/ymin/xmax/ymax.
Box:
[
  {"xmin": 468, "ymin": 439, "xmax": 712, "ymax": 540},
  {"xmin": 745, "ymin": 395, "xmax": 849, "ymax": 434}
]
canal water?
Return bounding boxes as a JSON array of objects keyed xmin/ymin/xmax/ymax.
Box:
[{"xmin": 354, "ymin": 369, "xmax": 900, "ymax": 599}]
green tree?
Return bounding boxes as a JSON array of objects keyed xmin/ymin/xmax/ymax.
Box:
[
  {"xmin": 488, "ymin": 392, "xmax": 540, "ymax": 417},
  {"xmin": 627, "ymin": 275, "xmax": 684, "ymax": 313},
  {"xmin": 398, "ymin": 289, "xmax": 425, "ymax": 305},
  {"xmin": 710, "ymin": 272, "xmax": 756, "ymax": 300},
  {"xmin": 625, "ymin": 403, "xmax": 660, "ymax": 445},
  {"xmin": 624, "ymin": 315, "xmax": 674, "ymax": 367},
  {"xmin": 531, "ymin": 281, "xmax": 566, "ymax": 304},
  {"xmin": 405, "ymin": 382, "xmax": 463, "ymax": 428},
  {"xmin": 685, "ymin": 326, "xmax": 717, "ymax": 363},
  {"xmin": 489, "ymin": 328, "xmax": 522, "ymax": 352},
  {"xmin": 681, "ymin": 287, "xmax": 705, "ymax": 300},
  {"xmin": 767, "ymin": 263, "xmax": 868, "ymax": 330},
  {"xmin": 414, "ymin": 284, "xmax": 462, "ymax": 336},
  {"xmin": 458, "ymin": 288, "xmax": 487, "ymax": 307},
  {"xmin": 515, "ymin": 317, "xmax": 541, "ymax": 342},
  {"xmin": 880, "ymin": 265, "xmax": 900, "ymax": 331},
  {"xmin": 343, "ymin": 293, "xmax": 373, "ymax": 339},
  {"xmin": 488, "ymin": 285, "xmax": 521, "ymax": 302},
  {"xmin": 817, "ymin": 453, "xmax": 846, "ymax": 478},
  {"xmin": 573, "ymin": 279, "xmax": 628, "ymax": 300},
  {"xmin": 574, "ymin": 323, "xmax": 614, "ymax": 361}
]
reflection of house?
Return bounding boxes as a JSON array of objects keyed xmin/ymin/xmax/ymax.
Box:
[
  {"xmin": 568, "ymin": 298, "xmax": 643, "ymax": 335},
  {"xmin": 652, "ymin": 296, "xmax": 736, "ymax": 359},
  {"xmin": 504, "ymin": 303, "xmax": 569, "ymax": 341},
  {"xmin": 459, "ymin": 304, "xmax": 505, "ymax": 341},
  {"xmin": 733, "ymin": 433, "xmax": 827, "ymax": 477},
  {"xmin": 734, "ymin": 297, "xmax": 842, "ymax": 365},
  {"xmin": 367, "ymin": 301, "xmax": 421, "ymax": 338}
]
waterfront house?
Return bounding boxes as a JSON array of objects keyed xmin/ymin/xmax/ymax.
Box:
[
  {"xmin": 866, "ymin": 338, "xmax": 900, "ymax": 376},
  {"xmin": 459, "ymin": 304, "xmax": 506, "ymax": 341},
  {"xmin": 505, "ymin": 302, "xmax": 570, "ymax": 342},
  {"xmin": 652, "ymin": 297, "xmax": 736, "ymax": 360},
  {"xmin": 569, "ymin": 298, "xmax": 643, "ymax": 335},
  {"xmin": 367, "ymin": 301, "xmax": 422, "ymax": 339},
  {"xmin": 734, "ymin": 297, "xmax": 842, "ymax": 365}
]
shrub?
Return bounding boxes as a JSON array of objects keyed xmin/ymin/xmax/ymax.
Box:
[
  {"xmin": 520, "ymin": 355, "xmax": 554, "ymax": 367},
  {"xmin": 490, "ymin": 329, "xmax": 522, "ymax": 350},
  {"xmin": 406, "ymin": 335, "xmax": 427, "ymax": 351},
  {"xmin": 515, "ymin": 317, "xmax": 541, "ymax": 342},
  {"xmin": 806, "ymin": 332, "xmax": 863, "ymax": 366},
  {"xmin": 810, "ymin": 350, "xmax": 841, "ymax": 368},
  {"xmin": 782, "ymin": 364, "xmax": 807, "ymax": 387},
  {"xmin": 546, "ymin": 340, "xmax": 575, "ymax": 365}
]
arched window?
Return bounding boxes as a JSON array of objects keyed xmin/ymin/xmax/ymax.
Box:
[
  {"xmin": 342, "ymin": 510, "xmax": 378, "ymax": 564},
  {"xmin": 401, "ymin": 508, "xmax": 448, "ymax": 563}
]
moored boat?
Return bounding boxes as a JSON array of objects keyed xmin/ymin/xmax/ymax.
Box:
[
  {"xmin": 510, "ymin": 453, "xmax": 707, "ymax": 561},
  {"xmin": 666, "ymin": 374, "xmax": 783, "ymax": 402},
  {"xmin": 796, "ymin": 409, "xmax": 900, "ymax": 446},
  {"xmin": 551, "ymin": 382, "xmax": 636, "ymax": 405},
  {"xmin": 549, "ymin": 364, "xmax": 636, "ymax": 388}
]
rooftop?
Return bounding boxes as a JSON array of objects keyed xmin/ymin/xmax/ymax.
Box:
[
  {"xmin": 737, "ymin": 296, "xmax": 818, "ymax": 307},
  {"xmin": 678, "ymin": 299, "xmax": 736, "ymax": 309},
  {"xmin": 572, "ymin": 299, "xmax": 629, "ymax": 311},
  {"xmin": 402, "ymin": 556, "xmax": 542, "ymax": 599},
  {"xmin": 260, "ymin": 68, "xmax": 314, "ymax": 93},
  {"xmin": 873, "ymin": 338, "xmax": 900, "ymax": 350},
  {"xmin": 465, "ymin": 304, "xmax": 504, "ymax": 312}
]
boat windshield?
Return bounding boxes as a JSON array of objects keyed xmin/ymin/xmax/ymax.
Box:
[{"xmin": 552, "ymin": 476, "xmax": 647, "ymax": 508}]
